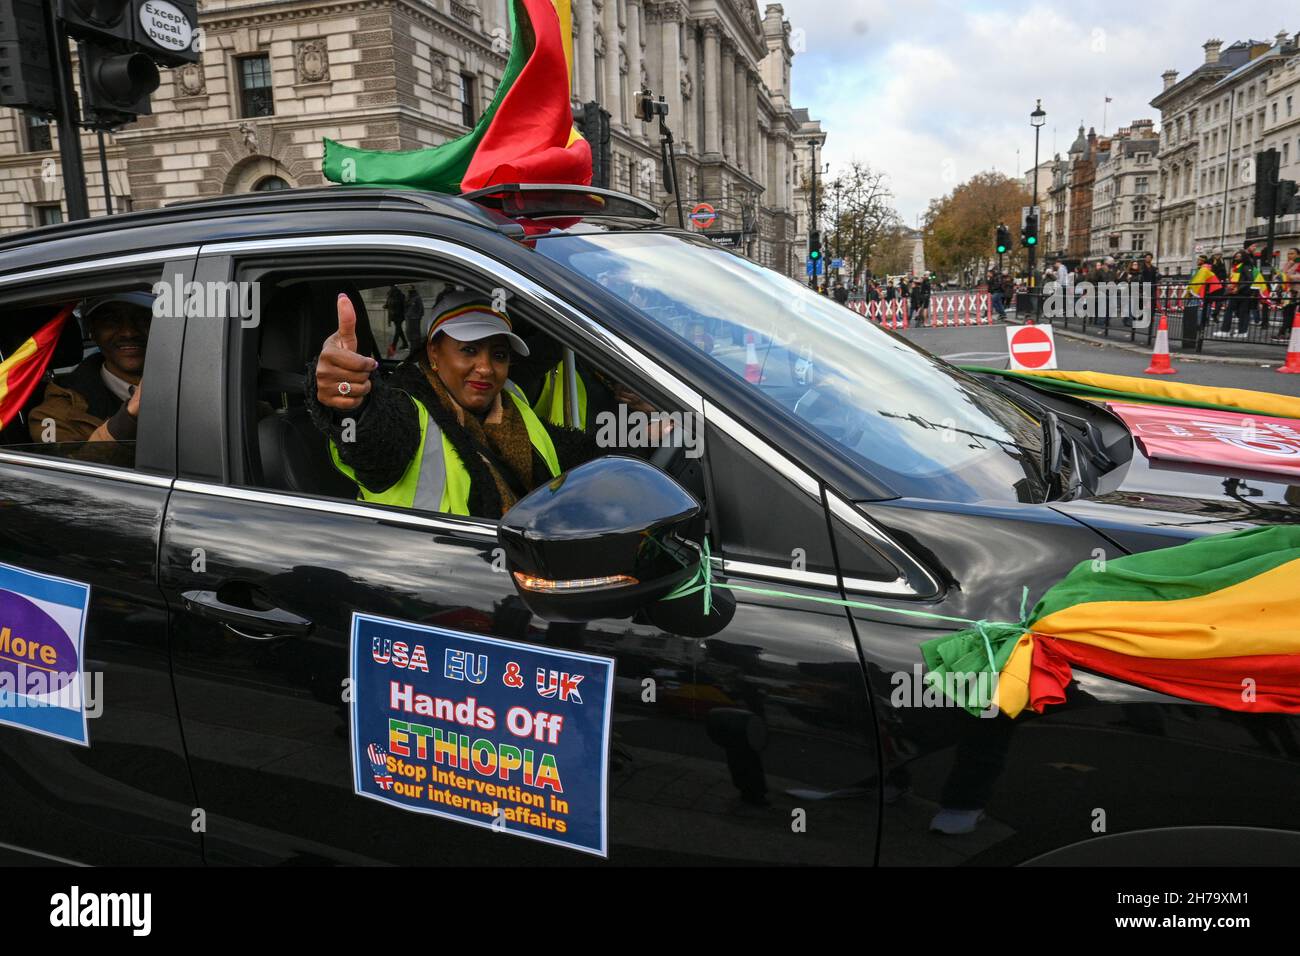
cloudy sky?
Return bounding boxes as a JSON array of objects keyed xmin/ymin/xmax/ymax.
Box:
[{"xmin": 784, "ymin": 0, "xmax": 1293, "ymax": 224}]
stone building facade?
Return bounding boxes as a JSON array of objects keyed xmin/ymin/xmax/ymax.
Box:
[
  {"xmin": 0, "ymin": 0, "xmax": 818, "ymax": 280},
  {"xmin": 1088, "ymin": 119, "xmax": 1158, "ymax": 259},
  {"xmin": 1148, "ymin": 35, "xmax": 1300, "ymax": 275}
]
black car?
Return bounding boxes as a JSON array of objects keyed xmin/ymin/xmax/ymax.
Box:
[{"xmin": 0, "ymin": 184, "xmax": 1297, "ymax": 866}]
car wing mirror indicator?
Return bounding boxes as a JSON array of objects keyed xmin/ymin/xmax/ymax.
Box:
[{"xmin": 499, "ymin": 456, "xmax": 732, "ymax": 635}]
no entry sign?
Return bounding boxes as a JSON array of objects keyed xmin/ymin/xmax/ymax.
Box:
[{"xmin": 1006, "ymin": 324, "xmax": 1057, "ymax": 370}]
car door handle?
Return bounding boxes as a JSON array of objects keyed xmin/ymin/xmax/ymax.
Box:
[{"xmin": 181, "ymin": 589, "xmax": 314, "ymax": 640}]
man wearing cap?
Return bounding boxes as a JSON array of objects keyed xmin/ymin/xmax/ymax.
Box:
[
  {"xmin": 307, "ymin": 288, "xmax": 597, "ymax": 519},
  {"xmin": 28, "ymin": 292, "xmax": 153, "ymax": 444}
]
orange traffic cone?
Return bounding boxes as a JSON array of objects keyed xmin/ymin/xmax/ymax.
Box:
[
  {"xmin": 1144, "ymin": 315, "xmax": 1177, "ymax": 375},
  {"xmin": 743, "ymin": 333, "xmax": 761, "ymax": 384},
  {"xmin": 1278, "ymin": 312, "xmax": 1300, "ymax": 374}
]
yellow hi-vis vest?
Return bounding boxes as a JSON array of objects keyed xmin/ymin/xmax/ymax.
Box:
[
  {"xmin": 329, "ymin": 382, "xmax": 561, "ymax": 516},
  {"xmin": 533, "ymin": 361, "xmax": 588, "ymax": 429}
]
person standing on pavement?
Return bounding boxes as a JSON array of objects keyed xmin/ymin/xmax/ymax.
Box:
[
  {"xmin": 1205, "ymin": 252, "xmax": 1228, "ymax": 332},
  {"xmin": 403, "ymin": 285, "xmax": 424, "ymax": 357},
  {"xmin": 1277, "ymin": 248, "xmax": 1300, "ymax": 340},
  {"xmin": 384, "ymin": 285, "xmax": 408, "ymax": 357},
  {"xmin": 909, "ymin": 276, "xmax": 927, "ymax": 326},
  {"xmin": 833, "ymin": 280, "xmax": 849, "ymax": 305},
  {"xmin": 1139, "ymin": 253, "xmax": 1159, "ymax": 330},
  {"xmin": 1215, "ymin": 252, "xmax": 1251, "ymax": 339}
]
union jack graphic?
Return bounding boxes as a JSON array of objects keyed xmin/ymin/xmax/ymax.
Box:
[{"xmin": 367, "ymin": 742, "xmax": 394, "ymax": 790}]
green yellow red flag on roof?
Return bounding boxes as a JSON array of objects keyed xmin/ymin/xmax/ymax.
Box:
[{"xmin": 322, "ymin": 0, "xmax": 591, "ymax": 193}]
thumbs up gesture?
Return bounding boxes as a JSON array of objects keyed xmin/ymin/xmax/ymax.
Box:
[{"xmin": 317, "ymin": 293, "xmax": 378, "ymax": 411}]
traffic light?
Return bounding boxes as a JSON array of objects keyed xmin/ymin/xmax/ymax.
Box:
[
  {"xmin": 808, "ymin": 229, "xmax": 822, "ymax": 262},
  {"xmin": 1277, "ymin": 179, "xmax": 1298, "ymax": 217},
  {"xmin": 0, "ymin": 0, "xmax": 57, "ymax": 112},
  {"xmin": 66, "ymin": 0, "xmax": 200, "ymax": 128},
  {"xmin": 1021, "ymin": 214, "xmax": 1038, "ymax": 247},
  {"xmin": 1254, "ymin": 148, "xmax": 1282, "ymax": 219},
  {"xmin": 58, "ymin": 0, "xmax": 132, "ymax": 46},
  {"xmin": 577, "ymin": 101, "xmax": 611, "ymax": 188},
  {"xmin": 79, "ymin": 41, "xmax": 158, "ymax": 127},
  {"xmin": 995, "ymin": 223, "xmax": 1010, "ymax": 255}
]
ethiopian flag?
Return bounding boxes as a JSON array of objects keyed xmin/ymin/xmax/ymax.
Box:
[
  {"xmin": 322, "ymin": 0, "xmax": 590, "ymax": 194},
  {"xmin": 1252, "ymin": 265, "xmax": 1273, "ymax": 306},
  {"xmin": 0, "ymin": 306, "xmax": 72, "ymax": 430},
  {"xmin": 921, "ymin": 525, "xmax": 1300, "ymax": 717},
  {"xmin": 1185, "ymin": 263, "xmax": 1221, "ymax": 299}
]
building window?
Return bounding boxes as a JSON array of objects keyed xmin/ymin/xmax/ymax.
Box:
[
  {"xmin": 253, "ymin": 176, "xmax": 289, "ymax": 191},
  {"xmin": 1135, "ymin": 152, "xmax": 1150, "ymax": 164},
  {"xmin": 31, "ymin": 203, "xmax": 62, "ymax": 227},
  {"xmin": 238, "ymin": 55, "xmax": 274, "ymax": 117},
  {"xmin": 23, "ymin": 113, "xmax": 52, "ymax": 152},
  {"xmin": 1289, "ymin": 95, "xmax": 1294, "ymax": 117},
  {"xmin": 1131, "ymin": 233, "xmax": 1145, "ymax": 252},
  {"xmin": 1135, "ymin": 176, "xmax": 1149, "ymax": 194},
  {"xmin": 460, "ymin": 72, "xmax": 478, "ymax": 127},
  {"xmin": 1285, "ymin": 143, "xmax": 1291, "ymax": 166},
  {"xmin": 1133, "ymin": 203, "xmax": 1147, "ymax": 222}
]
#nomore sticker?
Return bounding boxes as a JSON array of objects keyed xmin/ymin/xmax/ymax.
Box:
[
  {"xmin": 0, "ymin": 562, "xmax": 91, "ymax": 746},
  {"xmin": 349, "ymin": 613, "xmax": 615, "ymax": 858}
]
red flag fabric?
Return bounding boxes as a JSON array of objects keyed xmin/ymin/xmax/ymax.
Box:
[
  {"xmin": 460, "ymin": 0, "xmax": 592, "ymax": 192},
  {"xmin": 0, "ymin": 306, "xmax": 73, "ymax": 430}
]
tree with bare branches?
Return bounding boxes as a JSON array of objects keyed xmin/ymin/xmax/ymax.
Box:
[{"xmin": 804, "ymin": 161, "xmax": 905, "ymax": 285}]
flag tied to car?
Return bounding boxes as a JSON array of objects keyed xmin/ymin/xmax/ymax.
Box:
[
  {"xmin": 0, "ymin": 306, "xmax": 73, "ymax": 431},
  {"xmin": 922, "ymin": 525, "xmax": 1300, "ymax": 717},
  {"xmin": 321, "ymin": 0, "xmax": 591, "ymax": 193}
]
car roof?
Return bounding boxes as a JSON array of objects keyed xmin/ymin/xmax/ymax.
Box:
[{"xmin": 0, "ymin": 184, "xmax": 676, "ymax": 277}]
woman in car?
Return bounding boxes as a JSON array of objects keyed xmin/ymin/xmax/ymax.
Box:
[{"xmin": 307, "ymin": 289, "xmax": 597, "ymax": 519}]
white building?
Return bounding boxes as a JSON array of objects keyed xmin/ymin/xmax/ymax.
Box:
[{"xmin": 1150, "ymin": 35, "xmax": 1299, "ymax": 274}]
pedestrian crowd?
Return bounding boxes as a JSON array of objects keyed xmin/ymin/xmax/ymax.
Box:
[{"xmin": 1183, "ymin": 242, "xmax": 1300, "ymax": 341}]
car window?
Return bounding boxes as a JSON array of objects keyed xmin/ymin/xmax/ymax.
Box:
[
  {"xmin": 227, "ymin": 260, "xmax": 708, "ymax": 523},
  {"xmin": 0, "ymin": 277, "xmax": 167, "ymax": 472},
  {"xmin": 535, "ymin": 231, "xmax": 1050, "ymax": 504}
]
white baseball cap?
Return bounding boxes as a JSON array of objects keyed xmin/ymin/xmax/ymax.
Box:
[{"xmin": 421, "ymin": 289, "xmax": 529, "ymax": 356}]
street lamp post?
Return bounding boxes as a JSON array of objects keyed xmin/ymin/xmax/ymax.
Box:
[
  {"xmin": 810, "ymin": 134, "xmax": 824, "ymax": 287},
  {"xmin": 1030, "ymin": 99, "xmax": 1046, "ymax": 319}
]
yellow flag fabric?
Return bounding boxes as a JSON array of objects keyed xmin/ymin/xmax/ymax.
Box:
[{"xmin": 1013, "ymin": 368, "xmax": 1300, "ymax": 420}]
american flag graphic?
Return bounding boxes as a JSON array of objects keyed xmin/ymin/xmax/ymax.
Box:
[{"xmin": 367, "ymin": 743, "xmax": 394, "ymax": 790}]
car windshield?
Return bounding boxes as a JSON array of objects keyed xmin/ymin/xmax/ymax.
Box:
[{"xmin": 536, "ymin": 231, "xmax": 1047, "ymax": 503}]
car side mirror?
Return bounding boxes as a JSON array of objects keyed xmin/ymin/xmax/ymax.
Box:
[{"xmin": 498, "ymin": 456, "xmax": 704, "ymax": 624}]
